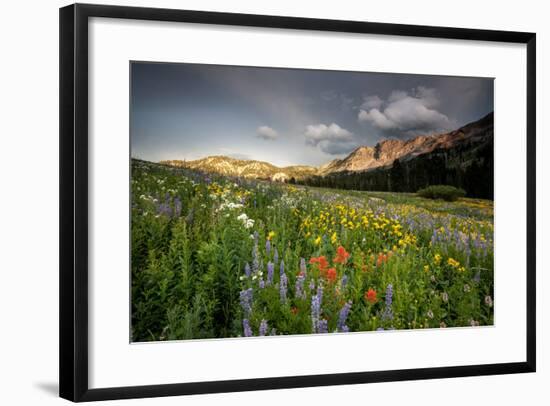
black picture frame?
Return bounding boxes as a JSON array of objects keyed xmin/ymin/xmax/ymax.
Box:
[{"xmin": 59, "ymin": 3, "xmax": 536, "ymax": 402}]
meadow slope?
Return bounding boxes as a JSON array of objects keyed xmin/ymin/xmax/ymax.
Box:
[{"xmin": 131, "ymin": 159, "xmax": 494, "ymax": 341}]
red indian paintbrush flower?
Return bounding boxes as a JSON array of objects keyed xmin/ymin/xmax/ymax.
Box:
[
  {"xmin": 365, "ymin": 288, "xmax": 377, "ymax": 304},
  {"xmin": 310, "ymin": 256, "xmax": 329, "ymax": 274},
  {"xmin": 327, "ymin": 267, "xmax": 337, "ymax": 282},
  {"xmin": 334, "ymin": 246, "xmax": 350, "ymax": 264},
  {"xmin": 376, "ymin": 252, "xmax": 390, "ymax": 267}
]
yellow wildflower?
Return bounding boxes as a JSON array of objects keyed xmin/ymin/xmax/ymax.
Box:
[{"xmin": 447, "ymin": 258, "xmax": 460, "ymax": 268}]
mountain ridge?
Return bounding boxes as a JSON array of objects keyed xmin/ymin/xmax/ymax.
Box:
[{"xmin": 160, "ymin": 112, "xmax": 493, "ymax": 182}]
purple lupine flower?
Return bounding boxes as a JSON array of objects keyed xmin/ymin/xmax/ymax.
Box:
[
  {"xmin": 318, "ymin": 319, "xmax": 328, "ymax": 334},
  {"xmin": 341, "ymin": 274, "xmax": 348, "ymax": 290},
  {"xmin": 243, "ymin": 319, "xmax": 252, "ymax": 337},
  {"xmin": 280, "ymin": 259, "xmax": 285, "ymax": 276},
  {"xmin": 259, "ymin": 319, "xmax": 268, "ymax": 336},
  {"xmin": 382, "ymin": 284, "xmax": 393, "ymax": 321},
  {"xmin": 267, "ymin": 262, "xmax": 274, "ymax": 285},
  {"xmin": 244, "ymin": 263, "xmax": 251, "ymax": 277},
  {"xmin": 474, "ymin": 235, "xmax": 482, "ymax": 250},
  {"xmin": 316, "ymin": 283, "xmax": 324, "ymax": 306},
  {"xmin": 385, "ymin": 284, "xmax": 393, "ymax": 307},
  {"xmin": 239, "ymin": 288, "xmax": 253, "ymax": 315},
  {"xmin": 300, "ymin": 257, "xmax": 307, "ymax": 275},
  {"xmin": 309, "ymin": 280, "xmax": 315, "ymax": 291},
  {"xmin": 337, "ymin": 301, "xmax": 352, "ymax": 332},
  {"xmin": 311, "ymin": 294, "xmax": 321, "ymax": 333},
  {"xmin": 473, "ymin": 270, "xmax": 481, "ymax": 284},
  {"xmin": 295, "ymin": 273, "xmax": 305, "ymax": 299},
  {"xmin": 280, "ymin": 273, "xmax": 288, "ymax": 303},
  {"xmin": 430, "ymin": 229, "xmax": 438, "ymax": 246},
  {"xmin": 259, "ymin": 279, "xmax": 265, "ymax": 289},
  {"xmin": 265, "ymin": 239, "xmax": 271, "ymax": 256},
  {"xmin": 157, "ymin": 201, "xmax": 172, "ymax": 217}
]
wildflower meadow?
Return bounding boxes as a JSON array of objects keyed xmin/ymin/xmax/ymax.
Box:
[{"xmin": 131, "ymin": 159, "xmax": 494, "ymax": 342}]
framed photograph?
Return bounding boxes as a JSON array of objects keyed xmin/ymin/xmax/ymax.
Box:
[{"xmin": 59, "ymin": 3, "xmax": 536, "ymax": 402}]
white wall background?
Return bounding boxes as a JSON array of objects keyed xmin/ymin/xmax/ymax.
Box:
[{"xmin": 0, "ymin": 0, "xmax": 547, "ymax": 404}]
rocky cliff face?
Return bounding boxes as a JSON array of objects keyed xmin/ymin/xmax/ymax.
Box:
[{"xmin": 325, "ymin": 112, "xmax": 493, "ymax": 174}]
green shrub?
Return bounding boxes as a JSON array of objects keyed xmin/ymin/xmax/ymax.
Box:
[{"xmin": 417, "ymin": 185, "xmax": 466, "ymax": 202}]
